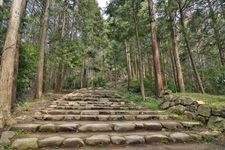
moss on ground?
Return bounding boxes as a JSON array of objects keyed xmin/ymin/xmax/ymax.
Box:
[
  {"xmin": 174, "ymin": 93, "xmax": 225, "ymax": 108},
  {"xmin": 115, "ymin": 88, "xmax": 159, "ymax": 110}
]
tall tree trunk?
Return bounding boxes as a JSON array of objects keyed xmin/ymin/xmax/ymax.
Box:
[
  {"xmin": 178, "ymin": 1, "xmax": 205, "ymax": 93},
  {"xmin": 148, "ymin": 0, "xmax": 163, "ymax": 97},
  {"xmin": 125, "ymin": 40, "xmax": 132, "ymax": 90},
  {"xmin": 0, "ymin": 0, "xmax": 24, "ymax": 128},
  {"xmin": 0, "ymin": 0, "xmax": 3, "ymax": 6},
  {"xmin": 80, "ymin": 59, "xmax": 85, "ymax": 88},
  {"xmin": 133, "ymin": 10, "xmax": 145, "ymax": 100},
  {"xmin": 169, "ymin": 44, "xmax": 178, "ymax": 91},
  {"xmin": 170, "ymin": 12, "xmax": 185, "ymax": 92},
  {"xmin": 12, "ymin": 0, "xmax": 27, "ymax": 108},
  {"xmin": 36, "ymin": 0, "xmax": 50, "ymax": 98},
  {"xmin": 55, "ymin": 9, "xmax": 66, "ymax": 92},
  {"xmin": 207, "ymin": 0, "xmax": 225, "ymax": 66}
]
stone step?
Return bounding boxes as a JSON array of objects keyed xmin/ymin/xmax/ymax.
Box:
[
  {"xmin": 10, "ymin": 121, "xmax": 202, "ymax": 133},
  {"xmin": 34, "ymin": 114, "xmax": 179, "ymax": 121},
  {"xmin": 40, "ymin": 110, "xmax": 165, "ymax": 115},
  {"xmin": 53, "ymin": 101, "xmax": 128, "ymax": 105},
  {"xmin": 64, "ymin": 98, "xmax": 123, "ymax": 102},
  {"xmin": 48, "ymin": 106, "xmax": 146, "ymax": 110},
  {"xmin": 11, "ymin": 131, "xmax": 219, "ymax": 149},
  {"xmin": 51, "ymin": 104, "xmax": 138, "ymax": 108}
]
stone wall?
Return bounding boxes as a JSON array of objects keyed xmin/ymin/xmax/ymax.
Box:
[{"xmin": 159, "ymin": 94, "xmax": 225, "ymax": 132}]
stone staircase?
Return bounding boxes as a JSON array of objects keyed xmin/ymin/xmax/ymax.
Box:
[{"xmin": 9, "ymin": 89, "xmax": 220, "ymax": 149}]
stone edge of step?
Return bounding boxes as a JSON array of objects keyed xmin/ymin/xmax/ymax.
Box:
[
  {"xmin": 11, "ymin": 131, "xmax": 219, "ymax": 149},
  {"xmin": 10, "ymin": 121, "xmax": 202, "ymax": 133}
]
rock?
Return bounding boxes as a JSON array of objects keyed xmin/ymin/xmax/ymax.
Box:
[
  {"xmin": 98, "ymin": 115, "xmax": 109, "ymax": 121},
  {"xmin": 160, "ymin": 101, "xmax": 171, "ymax": 110},
  {"xmin": 207, "ymin": 116, "xmax": 225, "ymax": 132},
  {"xmin": 221, "ymin": 110, "xmax": 225, "ymax": 118},
  {"xmin": 143, "ymin": 122, "xmax": 162, "ymax": 131},
  {"xmin": 81, "ymin": 110, "xmax": 99, "ymax": 115},
  {"xmin": 145, "ymin": 134, "xmax": 168, "ymax": 143},
  {"xmin": 78, "ymin": 124, "xmax": 112, "ymax": 132},
  {"xmin": 0, "ymin": 131, "xmax": 15, "ymax": 144},
  {"xmin": 86, "ymin": 135, "xmax": 110, "ymax": 145},
  {"xmin": 124, "ymin": 115, "xmax": 136, "ymax": 120},
  {"xmin": 12, "ymin": 138, "xmax": 38, "ymax": 150},
  {"xmin": 168, "ymin": 105, "xmax": 185, "ymax": 114},
  {"xmin": 181, "ymin": 97, "xmax": 194, "ymax": 105},
  {"xmin": 186, "ymin": 105, "xmax": 198, "ymax": 113},
  {"xmin": 161, "ymin": 122, "xmax": 182, "ymax": 130},
  {"xmin": 56, "ymin": 123, "xmax": 79, "ymax": 132},
  {"xmin": 170, "ymin": 132, "xmax": 191, "ymax": 142},
  {"xmin": 39, "ymin": 136, "xmax": 64, "ymax": 147},
  {"xmin": 181, "ymin": 121, "xmax": 202, "ymax": 128},
  {"xmin": 211, "ymin": 107, "xmax": 224, "ymax": 116},
  {"xmin": 43, "ymin": 115, "xmax": 64, "ymax": 121},
  {"xmin": 135, "ymin": 122, "xmax": 144, "ymax": 129},
  {"xmin": 125, "ymin": 135, "xmax": 145, "ymax": 144},
  {"xmin": 62, "ymin": 138, "xmax": 85, "ymax": 147},
  {"xmin": 197, "ymin": 105, "xmax": 211, "ymax": 117},
  {"xmin": 184, "ymin": 111, "xmax": 196, "ymax": 120},
  {"xmin": 111, "ymin": 136, "xmax": 126, "ymax": 145},
  {"xmin": 39, "ymin": 123, "xmax": 56, "ymax": 132},
  {"xmin": 197, "ymin": 115, "xmax": 208, "ymax": 124},
  {"xmin": 11, "ymin": 124, "xmax": 40, "ymax": 132},
  {"xmin": 162, "ymin": 89, "xmax": 172, "ymax": 95},
  {"xmin": 34, "ymin": 112, "xmax": 42, "ymax": 120},
  {"xmin": 113, "ymin": 123, "xmax": 136, "ymax": 131}
]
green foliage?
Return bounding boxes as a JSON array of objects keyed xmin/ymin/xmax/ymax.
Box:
[
  {"xmin": 117, "ymin": 88, "xmax": 159, "ymax": 110},
  {"xmin": 174, "ymin": 92, "xmax": 225, "ymax": 107},
  {"xmin": 91, "ymin": 77, "xmax": 107, "ymax": 87},
  {"xmin": 64, "ymin": 76, "xmax": 81, "ymax": 89},
  {"xmin": 17, "ymin": 44, "xmax": 39, "ymax": 100},
  {"xmin": 203, "ymin": 66, "xmax": 225, "ymax": 95},
  {"xmin": 15, "ymin": 129, "xmax": 31, "ymax": 135}
]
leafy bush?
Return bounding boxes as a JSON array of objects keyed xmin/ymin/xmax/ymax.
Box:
[
  {"xmin": 91, "ymin": 77, "xmax": 107, "ymax": 87},
  {"xmin": 64, "ymin": 76, "xmax": 81, "ymax": 89}
]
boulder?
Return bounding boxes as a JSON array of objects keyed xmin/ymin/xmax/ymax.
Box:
[
  {"xmin": 197, "ymin": 105, "xmax": 211, "ymax": 117},
  {"xmin": 143, "ymin": 122, "xmax": 162, "ymax": 131},
  {"xmin": 62, "ymin": 138, "xmax": 85, "ymax": 147},
  {"xmin": 111, "ymin": 136, "xmax": 126, "ymax": 145},
  {"xmin": 145, "ymin": 134, "xmax": 168, "ymax": 143},
  {"xmin": 181, "ymin": 121, "xmax": 202, "ymax": 128},
  {"xmin": 181, "ymin": 97, "xmax": 194, "ymax": 106},
  {"xmin": 86, "ymin": 135, "xmax": 110, "ymax": 145},
  {"xmin": 38, "ymin": 136, "xmax": 64, "ymax": 147},
  {"xmin": 56, "ymin": 123, "xmax": 79, "ymax": 132},
  {"xmin": 160, "ymin": 102, "xmax": 171, "ymax": 110},
  {"xmin": 0, "ymin": 131, "xmax": 15, "ymax": 144},
  {"xmin": 39, "ymin": 123, "xmax": 56, "ymax": 132},
  {"xmin": 125, "ymin": 135, "xmax": 145, "ymax": 144},
  {"xmin": 12, "ymin": 138, "xmax": 38, "ymax": 150},
  {"xmin": 170, "ymin": 132, "xmax": 191, "ymax": 142},
  {"xmin": 197, "ymin": 115, "xmax": 208, "ymax": 124},
  {"xmin": 185, "ymin": 105, "xmax": 198, "ymax": 113},
  {"xmin": 207, "ymin": 116, "xmax": 225, "ymax": 132},
  {"xmin": 184, "ymin": 111, "xmax": 196, "ymax": 120},
  {"xmin": 113, "ymin": 123, "xmax": 136, "ymax": 132},
  {"xmin": 81, "ymin": 110, "xmax": 99, "ymax": 115},
  {"xmin": 161, "ymin": 122, "xmax": 182, "ymax": 130},
  {"xmin": 168, "ymin": 105, "xmax": 185, "ymax": 114},
  {"xmin": 78, "ymin": 124, "xmax": 112, "ymax": 132},
  {"xmin": 211, "ymin": 107, "xmax": 222, "ymax": 116}
]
